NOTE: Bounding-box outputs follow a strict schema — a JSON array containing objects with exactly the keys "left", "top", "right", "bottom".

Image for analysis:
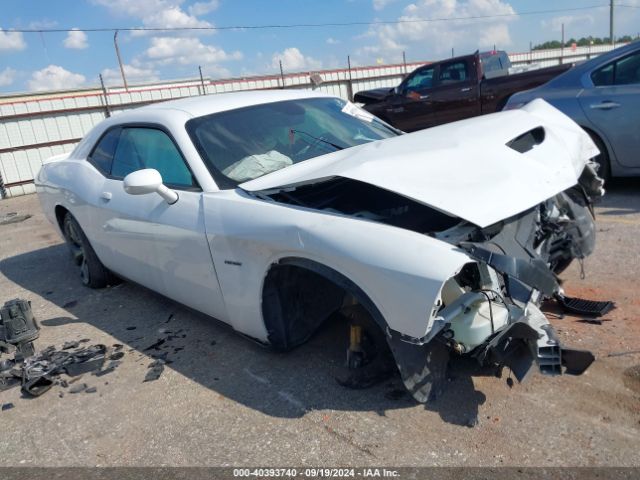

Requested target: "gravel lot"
[{"left": 0, "top": 183, "right": 639, "bottom": 467}]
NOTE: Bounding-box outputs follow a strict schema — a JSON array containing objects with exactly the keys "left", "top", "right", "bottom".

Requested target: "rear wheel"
[{"left": 62, "top": 213, "right": 112, "bottom": 288}]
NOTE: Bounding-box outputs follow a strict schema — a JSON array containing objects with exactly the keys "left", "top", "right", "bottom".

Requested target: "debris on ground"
[
  {"left": 556, "top": 294, "right": 615, "bottom": 317},
  {"left": 577, "top": 318, "right": 611, "bottom": 325},
  {"left": 607, "top": 349, "right": 640, "bottom": 358},
  {"left": 1, "top": 301, "right": 190, "bottom": 395},
  {"left": 1, "top": 402, "right": 14, "bottom": 411},
  {"left": 69, "top": 383, "right": 88, "bottom": 394},
  {"left": 144, "top": 359, "right": 165, "bottom": 382},
  {"left": 0, "top": 298, "right": 120, "bottom": 399},
  {"left": 0, "top": 212, "right": 32, "bottom": 226}
]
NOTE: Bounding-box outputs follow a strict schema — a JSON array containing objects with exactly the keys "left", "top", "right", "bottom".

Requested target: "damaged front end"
[{"left": 389, "top": 165, "right": 606, "bottom": 403}]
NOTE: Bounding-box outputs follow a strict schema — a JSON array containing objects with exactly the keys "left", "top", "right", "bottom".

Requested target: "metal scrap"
[{"left": 0, "top": 213, "right": 32, "bottom": 225}]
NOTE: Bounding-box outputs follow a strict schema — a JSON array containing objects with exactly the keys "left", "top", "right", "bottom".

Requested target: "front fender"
[{"left": 203, "top": 190, "right": 471, "bottom": 342}]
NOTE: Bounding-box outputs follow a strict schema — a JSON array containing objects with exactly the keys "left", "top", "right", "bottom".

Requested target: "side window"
[
  {"left": 438, "top": 61, "right": 468, "bottom": 85},
  {"left": 88, "top": 128, "right": 120, "bottom": 175},
  {"left": 111, "top": 128, "right": 197, "bottom": 188},
  {"left": 614, "top": 52, "right": 640, "bottom": 85},
  {"left": 592, "top": 52, "right": 640, "bottom": 86},
  {"left": 404, "top": 66, "right": 435, "bottom": 92}
]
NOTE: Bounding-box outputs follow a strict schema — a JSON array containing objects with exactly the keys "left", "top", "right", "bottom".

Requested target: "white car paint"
[
  {"left": 242, "top": 99, "right": 599, "bottom": 228},
  {"left": 35, "top": 90, "right": 600, "bottom": 396}
]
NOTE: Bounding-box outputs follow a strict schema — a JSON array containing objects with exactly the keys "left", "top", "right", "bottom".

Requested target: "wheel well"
[
  {"left": 580, "top": 126, "right": 609, "bottom": 158},
  {"left": 54, "top": 205, "right": 69, "bottom": 231},
  {"left": 261, "top": 258, "right": 388, "bottom": 351},
  {"left": 580, "top": 126, "right": 611, "bottom": 178}
]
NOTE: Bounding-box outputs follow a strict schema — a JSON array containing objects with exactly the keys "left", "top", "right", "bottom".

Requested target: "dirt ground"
[{"left": 0, "top": 182, "right": 639, "bottom": 467}]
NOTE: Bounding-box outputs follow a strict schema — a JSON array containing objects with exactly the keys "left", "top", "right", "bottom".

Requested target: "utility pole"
[
  {"left": 561, "top": 23, "right": 565, "bottom": 63},
  {"left": 610, "top": 0, "right": 615, "bottom": 45},
  {"left": 113, "top": 30, "right": 128, "bottom": 90},
  {"left": 198, "top": 66, "right": 206, "bottom": 95},
  {"left": 99, "top": 74, "right": 111, "bottom": 118},
  {"left": 279, "top": 60, "right": 285, "bottom": 89}
]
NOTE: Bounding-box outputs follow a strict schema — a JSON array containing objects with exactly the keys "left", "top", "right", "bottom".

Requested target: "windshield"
[{"left": 186, "top": 97, "right": 398, "bottom": 188}]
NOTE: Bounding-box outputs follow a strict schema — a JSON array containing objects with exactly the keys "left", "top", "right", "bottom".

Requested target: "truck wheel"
[{"left": 62, "top": 213, "right": 111, "bottom": 288}]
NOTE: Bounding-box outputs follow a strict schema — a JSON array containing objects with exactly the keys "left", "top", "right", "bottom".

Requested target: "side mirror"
[{"left": 123, "top": 168, "right": 178, "bottom": 205}]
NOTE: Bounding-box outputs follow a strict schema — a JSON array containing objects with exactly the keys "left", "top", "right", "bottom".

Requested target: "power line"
[{"left": 3, "top": 4, "right": 610, "bottom": 33}]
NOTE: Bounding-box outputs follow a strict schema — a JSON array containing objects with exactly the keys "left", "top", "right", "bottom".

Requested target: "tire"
[
  {"left": 586, "top": 131, "right": 611, "bottom": 183},
  {"left": 62, "top": 213, "right": 112, "bottom": 288}
]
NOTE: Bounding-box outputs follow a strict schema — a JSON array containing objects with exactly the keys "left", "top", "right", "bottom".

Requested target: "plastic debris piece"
[
  {"left": 2, "top": 402, "right": 15, "bottom": 411},
  {"left": 144, "top": 359, "right": 165, "bottom": 382},
  {"left": 144, "top": 339, "right": 166, "bottom": 351},
  {"left": 69, "top": 383, "right": 87, "bottom": 394},
  {"left": 85, "top": 386, "right": 97, "bottom": 393},
  {"left": 62, "top": 341, "right": 79, "bottom": 350},
  {"left": 109, "top": 351, "right": 125, "bottom": 361},
  {"left": 556, "top": 295, "right": 615, "bottom": 317},
  {"left": 22, "top": 375, "right": 54, "bottom": 397}
]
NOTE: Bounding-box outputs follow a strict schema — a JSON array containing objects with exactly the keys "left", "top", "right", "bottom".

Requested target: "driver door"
[
  {"left": 384, "top": 65, "right": 437, "bottom": 132},
  {"left": 88, "top": 125, "right": 228, "bottom": 321}
]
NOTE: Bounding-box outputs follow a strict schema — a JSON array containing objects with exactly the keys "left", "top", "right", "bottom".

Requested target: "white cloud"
[
  {"left": 188, "top": 0, "right": 219, "bottom": 16},
  {"left": 92, "top": 0, "right": 213, "bottom": 35},
  {"left": 64, "top": 28, "right": 89, "bottom": 49},
  {"left": 373, "top": 0, "right": 397, "bottom": 11},
  {"left": 200, "top": 64, "right": 231, "bottom": 78},
  {"left": 144, "top": 36, "right": 242, "bottom": 66},
  {"left": 357, "top": 0, "right": 516, "bottom": 63},
  {"left": 28, "top": 65, "right": 86, "bottom": 92},
  {"left": 326, "top": 37, "right": 340, "bottom": 45},
  {"left": 142, "top": 6, "right": 212, "bottom": 31},
  {"left": 271, "top": 47, "right": 322, "bottom": 72},
  {"left": 101, "top": 64, "right": 160, "bottom": 86},
  {"left": 0, "top": 29, "right": 26, "bottom": 51},
  {"left": 91, "top": 0, "right": 175, "bottom": 18},
  {"left": 0, "top": 67, "right": 16, "bottom": 87},
  {"left": 541, "top": 14, "right": 595, "bottom": 34}
]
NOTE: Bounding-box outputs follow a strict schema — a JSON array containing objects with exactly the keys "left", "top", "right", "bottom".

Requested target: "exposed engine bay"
[{"left": 258, "top": 162, "right": 609, "bottom": 403}]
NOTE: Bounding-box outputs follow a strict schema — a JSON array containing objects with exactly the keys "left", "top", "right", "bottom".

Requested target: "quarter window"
[
  {"left": 89, "top": 128, "right": 120, "bottom": 175},
  {"left": 111, "top": 128, "right": 197, "bottom": 188}
]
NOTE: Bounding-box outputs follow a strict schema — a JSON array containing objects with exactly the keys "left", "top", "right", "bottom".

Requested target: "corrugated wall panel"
[{"left": 0, "top": 44, "right": 620, "bottom": 198}]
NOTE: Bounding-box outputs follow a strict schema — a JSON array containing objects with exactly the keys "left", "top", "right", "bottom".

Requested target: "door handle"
[
  {"left": 419, "top": 94, "right": 430, "bottom": 100},
  {"left": 460, "top": 87, "right": 472, "bottom": 92},
  {"left": 100, "top": 191, "right": 112, "bottom": 202},
  {"left": 590, "top": 101, "right": 620, "bottom": 110}
]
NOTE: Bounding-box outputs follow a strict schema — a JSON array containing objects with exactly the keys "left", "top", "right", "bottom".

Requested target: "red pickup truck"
[{"left": 354, "top": 51, "right": 571, "bottom": 132}]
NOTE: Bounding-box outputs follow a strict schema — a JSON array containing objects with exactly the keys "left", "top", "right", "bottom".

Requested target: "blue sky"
[{"left": 1, "top": 0, "right": 639, "bottom": 93}]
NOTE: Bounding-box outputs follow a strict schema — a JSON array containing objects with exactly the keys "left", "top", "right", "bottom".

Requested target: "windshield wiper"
[{"left": 290, "top": 129, "right": 345, "bottom": 151}]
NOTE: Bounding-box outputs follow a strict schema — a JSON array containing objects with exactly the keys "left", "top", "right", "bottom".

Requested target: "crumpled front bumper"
[
  {"left": 474, "top": 303, "right": 595, "bottom": 382},
  {"left": 387, "top": 301, "right": 595, "bottom": 404}
]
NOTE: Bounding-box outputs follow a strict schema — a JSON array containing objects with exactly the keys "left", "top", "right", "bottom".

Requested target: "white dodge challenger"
[{"left": 36, "top": 90, "right": 604, "bottom": 402}]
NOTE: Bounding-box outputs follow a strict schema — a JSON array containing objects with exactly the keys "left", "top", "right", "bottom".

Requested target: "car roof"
[
  {"left": 547, "top": 40, "right": 640, "bottom": 87},
  {"left": 137, "top": 88, "right": 332, "bottom": 118}
]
